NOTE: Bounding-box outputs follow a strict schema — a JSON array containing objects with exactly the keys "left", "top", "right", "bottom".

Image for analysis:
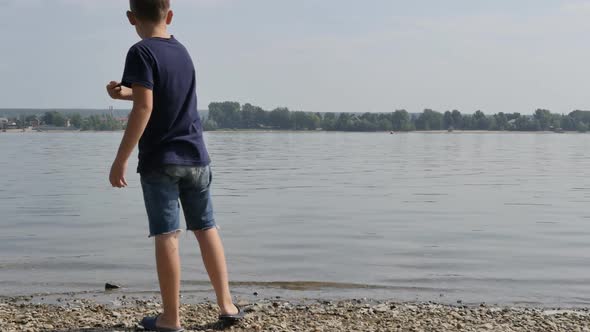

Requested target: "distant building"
[
  {"left": 29, "top": 117, "right": 40, "bottom": 127},
  {"left": 116, "top": 117, "right": 128, "bottom": 126}
]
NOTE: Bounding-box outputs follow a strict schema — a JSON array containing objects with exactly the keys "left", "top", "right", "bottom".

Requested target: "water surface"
[{"left": 1, "top": 131, "right": 590, "bottom": 307}]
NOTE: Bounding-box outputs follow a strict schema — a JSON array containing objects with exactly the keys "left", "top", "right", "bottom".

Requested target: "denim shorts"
[{"left": 140, "top": 165, "right": 216, "bottom": 237}]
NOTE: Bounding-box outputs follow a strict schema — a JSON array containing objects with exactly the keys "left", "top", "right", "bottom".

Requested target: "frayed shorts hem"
[{"left": 148, "top": 229, "right": 183, "bottom": 238}]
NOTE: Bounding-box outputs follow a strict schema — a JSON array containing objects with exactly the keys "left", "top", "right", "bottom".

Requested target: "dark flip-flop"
[
  {"left": 140, "top": 315, "right": 185, "bottom": 332},
  {"left": 218, "top": 304, "right": 245, "bottom": 321}
]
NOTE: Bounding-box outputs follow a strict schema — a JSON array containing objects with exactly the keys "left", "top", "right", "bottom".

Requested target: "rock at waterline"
[{"left": 105, "top": 283, "right": 121, "bottom": 290}]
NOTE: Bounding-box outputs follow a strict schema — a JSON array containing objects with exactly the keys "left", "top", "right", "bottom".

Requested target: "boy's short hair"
[{"left": 130, "top": 0, "right": 170, "bottom": 23}]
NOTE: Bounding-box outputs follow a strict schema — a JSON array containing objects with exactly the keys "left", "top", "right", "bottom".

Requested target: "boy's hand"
[
  {"left": 106, "top": 81, "right": 123, "bottom": 100},
  {"left": 106, "top": 81, "right": 134, "bottom": 100},
  {"left": 109, "top": 158, "right": 128, "bottom": 188}
]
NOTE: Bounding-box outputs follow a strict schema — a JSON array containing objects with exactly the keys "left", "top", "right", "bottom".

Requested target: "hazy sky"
[{"left": 1, "top": 0, "right": 589, "bottom": 114}]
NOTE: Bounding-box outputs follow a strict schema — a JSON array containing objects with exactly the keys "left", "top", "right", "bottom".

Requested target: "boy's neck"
[{"left": 137, "top": 23, "right": 171, "bottom": 39}]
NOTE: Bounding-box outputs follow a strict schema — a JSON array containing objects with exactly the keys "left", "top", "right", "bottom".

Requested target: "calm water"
[{"left": 1, "top": 131, "right": 590, "bottom": 307}]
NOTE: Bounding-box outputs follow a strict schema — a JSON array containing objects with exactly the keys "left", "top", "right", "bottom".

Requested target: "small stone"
[
  {"left": 105, "top": 283, "right": 121, "bottom": 290},
  {"left": 374, "top": 304, "right": 389, "bottom": 313},
  {"left": 245, "top": 304, "right": 261, "bottom": 313}
]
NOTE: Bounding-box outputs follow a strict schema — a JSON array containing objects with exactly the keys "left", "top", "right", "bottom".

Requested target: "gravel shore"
[{"left": 2, "top": 297, "right": 590, "bottom": 332}]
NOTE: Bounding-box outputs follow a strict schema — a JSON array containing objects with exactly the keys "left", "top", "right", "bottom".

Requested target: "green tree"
[
  {"left": 42, "top": 111, "right": 67, "bottom": 127},
  {"left": 42, "top": 111, "right": 56, "bottom": 125},
  {"left": 506, "top": 113, "right": 521, "bottom": 121},
  {"left": 208, "top": 102, "right": 241, "bottom": 129},
  {"left": 392, "top": 110, "right": 411, "bottom": 131},
  {"left": 240, "top": 103, "right": 254, "bottom": 129},
  {"left": 291, "top": 111, "right": 307, "bottom": 130},
  {"left": 241, "top": 103, "right": 265, "bottom": 129},
  {"left": 305, "top": 112, "right": 321, "bottom": 130},
  {"left": 79, "top": 114, "right": 121, "bottom": 131},
  {"left": 335, "top": 113, "right": 353, "bottom": 131},
  {"left": 203, "top": 119, "right": 218, "bottom": 131},
  {"left": 451, "top": 110, "right": 463, "bottom": 129},
  {"left": 101, "top": 114, "right": 122, "bottom": 130},
  {"left": 494, "top": 112, "right": 508, "bottom": 131},
  {"left": 487, "top": 116, "right": 498, "bottom": 131},
  {"left": 534, "top": 109, "right": 552, "bottom": 130},
  {"left": 569, "top": 110, "right": 590, "bottom": 124},
  {"left": 322, "top": 113, "right": 337, "bottom": 130},
  {"left": 550, "top": 114, "right": 562, "bottom": 129},
  {"left": 415, "top": 109, "right": 443, "bottom": 130},
  {"left": 473, "top": 110, "right": 489, "bottom": 130},
  {"left": 269, "top": 107, "right": 291, "bottom": 129},
  {"left": 443, "top": 111, "right": 454, "bottom": 130},
  {"left": 70, "top": 113, "right": 82, "bottom": 128},
  {"left": 53, "top": 112, "right": 68, "bottom": 127},
  {"left": 561, "top": 115, "right": 576, "bottom": 131},
  {"left": 462, "top": 115, "right": 473, "bottom": 130},
  {"left": 514, "top": 115, "right": 535, "bottom": 131}
]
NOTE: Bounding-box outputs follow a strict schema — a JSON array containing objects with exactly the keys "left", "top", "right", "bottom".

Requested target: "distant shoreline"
[{"left": 1, "top": 129, "right": 583, "bottom": 134}]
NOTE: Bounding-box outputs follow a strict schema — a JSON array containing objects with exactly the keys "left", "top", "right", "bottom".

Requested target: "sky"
[{"left": 1, "top": 0, "right": 590, "bottom": 114}]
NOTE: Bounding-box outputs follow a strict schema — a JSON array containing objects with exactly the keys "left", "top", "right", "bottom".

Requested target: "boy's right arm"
[
  {"left": 106, "top": 81, "right": 133, "bottom": 101},
  {"left": 109, "top": 84, "right": 153, "bottom": 188}
]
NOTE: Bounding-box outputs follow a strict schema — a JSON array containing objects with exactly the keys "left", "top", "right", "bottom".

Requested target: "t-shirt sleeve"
[{"left": 121, "top": 46, "right": 154, "bottom": 90}]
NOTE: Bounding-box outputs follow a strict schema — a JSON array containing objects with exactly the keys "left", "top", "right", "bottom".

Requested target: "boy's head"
[{"left": 127, "top": 0, "right": 172, "bottom": 26}]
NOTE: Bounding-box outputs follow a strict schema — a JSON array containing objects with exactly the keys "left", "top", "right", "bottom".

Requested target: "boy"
[{"left": 106, "top": 1, "right": 243, "bottom": 331}]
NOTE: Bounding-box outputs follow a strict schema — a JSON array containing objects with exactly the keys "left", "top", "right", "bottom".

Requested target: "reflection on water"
[{"left": 1, "top": 131, "right": 590, "bottom": 307}]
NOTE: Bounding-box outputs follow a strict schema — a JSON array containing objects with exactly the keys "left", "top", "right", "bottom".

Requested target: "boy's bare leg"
[
  {"left": 155, "top": 232, "right": 182, "bottom": 328},
  {"left": 194, "top": 228, "right": 238, "bottom": 315}
]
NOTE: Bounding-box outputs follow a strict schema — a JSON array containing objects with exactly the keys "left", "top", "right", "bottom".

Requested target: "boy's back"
[{"left": 122, "top": 36, "right": 210, "bottom": 173}]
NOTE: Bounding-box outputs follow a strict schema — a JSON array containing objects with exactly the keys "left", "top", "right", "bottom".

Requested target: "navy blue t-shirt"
[{"left": 121, "top": 36, "right": 210, "bottom": 173}]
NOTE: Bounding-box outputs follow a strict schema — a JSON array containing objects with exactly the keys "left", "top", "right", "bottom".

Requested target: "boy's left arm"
[{"left": 109, "top": 84, "right": 153, "bottom": 188}]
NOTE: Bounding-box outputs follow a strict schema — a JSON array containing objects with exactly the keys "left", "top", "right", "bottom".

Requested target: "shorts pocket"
[{"left": 140, "top": 169, "right": 175, "bottom": 185}]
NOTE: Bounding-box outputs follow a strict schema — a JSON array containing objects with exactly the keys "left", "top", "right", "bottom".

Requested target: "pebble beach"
[{"left": 2, "top": 296, "right": 590, "bottom": 332}]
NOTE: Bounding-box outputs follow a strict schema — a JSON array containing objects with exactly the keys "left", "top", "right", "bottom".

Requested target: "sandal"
[
  {"left": 139, "top": 315, "right": 185, "bottom": 332},
  {"left": 218, "top": 304, "right": 245, "bottom": 321}
]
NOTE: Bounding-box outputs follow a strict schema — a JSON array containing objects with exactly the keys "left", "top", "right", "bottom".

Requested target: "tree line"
[
  {"left": 205, "top": 102, "right": 590, "bottom": 132},
  {"left": 5, "top": 111, "right": 124, "bottom": 131},
  {"left": 5, "top": 106, "right": 590, "bottom": 133}
]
